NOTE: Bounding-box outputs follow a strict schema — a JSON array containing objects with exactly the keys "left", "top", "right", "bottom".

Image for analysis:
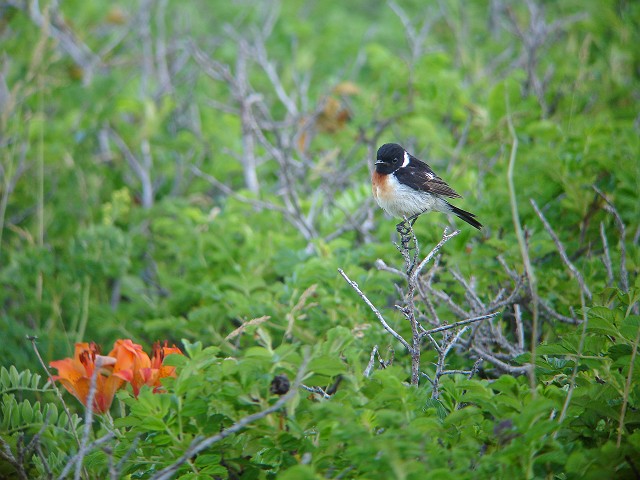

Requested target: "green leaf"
[
  {"left": 278, "top": 465, "right": 320, "bottom": 480},
  {"left": 586, "top": 317, "right": 620, "bottom": 337},
  {"left": 141, "top": 416, "right": 168, "bottom": 432},
  {"left": 21, "top": 401, "right": 33, "bottom": 424}
]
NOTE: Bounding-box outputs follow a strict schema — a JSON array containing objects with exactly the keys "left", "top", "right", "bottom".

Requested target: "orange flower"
[
  {"left": 109, "top": 339, "right": 152, "bottom": 397},
  {"left": 49, "top": 342, "right": 124, "bottom": 414},
  {"left": 51, "top": 339, "right": 184, "bottom": 406},
  {"left": 143, "top": 341, "right": 183, "bottom": 392}
]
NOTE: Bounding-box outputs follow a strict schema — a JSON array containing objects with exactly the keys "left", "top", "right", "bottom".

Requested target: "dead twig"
[
  {"left": 530, "top": 198, "right": 592, "bottom": 301},
  {"left": 363, "top": 345, "right": 379, "bottom": 378},
  {"left": 338, "top": 268, "right": 411, "bottom": 352},
  {"left": 420, "top": 313, "right": 499, "bottom": 338}
]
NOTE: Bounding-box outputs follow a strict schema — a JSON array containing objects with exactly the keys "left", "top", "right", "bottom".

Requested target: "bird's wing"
[{"left": 395, "top": 160, "right": 462, "bottom": 198}]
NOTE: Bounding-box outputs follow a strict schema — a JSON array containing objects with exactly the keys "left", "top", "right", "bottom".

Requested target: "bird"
[{"left": 372, "top": 143, "right": 482, "bottom": 231}]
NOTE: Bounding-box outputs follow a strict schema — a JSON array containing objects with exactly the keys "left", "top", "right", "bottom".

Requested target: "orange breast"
[{"left": 372, "top": 171, "right": 392, "bottom": 200}]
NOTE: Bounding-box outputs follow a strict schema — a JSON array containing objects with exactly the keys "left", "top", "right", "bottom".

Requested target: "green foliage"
[
  {"left": 0, "top": 367, "right": 83, "bottom": 479},
  {"left": 1, "top": 0, "right": 639, "bottom": 478}
]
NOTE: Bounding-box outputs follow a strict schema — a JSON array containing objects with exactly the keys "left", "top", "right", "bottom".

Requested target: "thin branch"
[
  {"left": 225, "top": 316, "right": 270, "bottom": 341},
  {"left": 472, "top": 346, "right": 530, "bottom": 375},
  {"left": 18, "top": 0, "right": 102, "bottom": 83},
  {"left": 506, "top": 99, "right": 538, "bottom": 392},
  {"left": 72, "top": 356, "right": 102, "bottom": 480},
  {"left": 300, "top": 384, "right": 330, "bottom": 399},
  {"left": 108, "top": 127, "right": 153, "bottom": 209},
  {"left": 363, "top": 345, "right": 378, "bottom": 378},
  {"left": 0, "top": 435, "right": 28, "bottom": 480},
  {"left": 514, "top": 304, "right": 525, "bottom": 351},
  {"left": 411, "top": 228, "right": 460, "bottom": 281},
  {"left": 530, "top": 198, "right": 592, "bottom": 301},
  {"left": 374, "top": 259, "right": 405, "bottom": 277},
  {"left": 600, "top": 222, "right": 614, "bottom": 287},
  {"left": 538, "top": 299, "right": 579, "bottom": 324},
  {"left": 420, "top": 312, "right": 498, "bottom": 338},
  {"left": 57, "top": 432, "right": 116, "bottom": 480},
  {"left": 450, "top": 269, "right": 485, "bottom": 312},
  {"left": 191, "top": 166, "right": 287, "bottom": 214},
  {"left": 338, "top": 268, "right": 412, "bottom": 352}
]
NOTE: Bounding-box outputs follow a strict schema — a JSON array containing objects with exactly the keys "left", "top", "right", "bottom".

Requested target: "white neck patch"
[{"left": 401, "top": 151, "right": 410, "bottom": 168}]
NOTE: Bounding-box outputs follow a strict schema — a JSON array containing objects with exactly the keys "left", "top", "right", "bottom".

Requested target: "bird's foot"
[
  {"left": 396, "top": 218, "right": 417, "bottom": 252},
  {"left": 396, "top": 220, "right": 411, "bottom": 237}
]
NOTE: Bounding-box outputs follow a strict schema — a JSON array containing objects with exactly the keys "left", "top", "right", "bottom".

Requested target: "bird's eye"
[{"left": 392, "top": 157, "right": 399, "bottom": 164}]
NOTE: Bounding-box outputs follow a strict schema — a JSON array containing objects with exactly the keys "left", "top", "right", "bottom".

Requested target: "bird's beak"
[{"left": 375, "top": 160, "right": 384, "bottom": 165}]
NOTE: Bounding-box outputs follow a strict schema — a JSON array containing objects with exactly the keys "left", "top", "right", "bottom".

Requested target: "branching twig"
[
  {"left": 411, "top": 228, "right": 460, "bottom": 281},
  {"left": 420, "top": 313, "right": 498, "bottom": 338},
  {"left": 300, "top": 384, "right": 330, "bottom": 399},
  {"left": 10, "top": 0, "right": 102, "bottom": 84},
  {"left": 0, "top": 435, "right": 29, "bottom": 480},
  {"left": 472, "top": 346, "right": 530, "bottom": 375}
]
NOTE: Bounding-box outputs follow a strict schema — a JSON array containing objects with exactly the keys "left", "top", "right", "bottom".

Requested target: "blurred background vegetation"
[{"left": 0, "top": 0, "right": 639, "bottom": 477}]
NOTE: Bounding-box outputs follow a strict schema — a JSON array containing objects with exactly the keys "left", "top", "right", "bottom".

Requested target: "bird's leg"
[
  {"left": 396, "top": 214, "right": 420, "bottom": 251},
  {"left": 396, "top": 217, "right": 411, "bottom": 236},
  {"left": 396, "top": 216, "right": 415, "bottom": 253}
]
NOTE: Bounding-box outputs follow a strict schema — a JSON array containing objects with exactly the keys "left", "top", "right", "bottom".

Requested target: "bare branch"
[
  {"left": 338, "top": 268, "right": 412, "bottom": 352},
  {"left": 108, "top": 127, "right": 154, "bottom": 209},
  {"left": 363, "top": 345, "right": 379, "bottom": 378},
  {"left": 300, "top": 384, "right": 330, "bottom": 399},
  {"left": 600, "top": 222, "right": 614, "bottom": 287},
  {"left": 514, "top": 304, "right": 525, "bottom": 351},
  {"left": 411, "top": 228, "right": 460, "bottom": 281},
  {"left": 420, "top": 312, "right": 498, "bottom": 338},
  {"left": 13, "top": 0, "right": 102, "bottom": 84},
  {"left": 506, "top": 99, "right": 538, "bottom": 392},
  {"left": 225, "top": 316, "right": 270, "bottom": 341},
  {"left": 72, "top": 356, "right": 103, "bottom": 480},
  {"left": 538, "top": 299, "right": 579, "bottom": 324},
  {"left": 0, "top": 435, "right": 29, "bottom": 480},
  {"left": 191, "top": 166, "right": 286, "bottom": 214},
  {"left": 450, "top": 269, "right": 485, "bottom": 312},
  {"left": 530, "top": 198, "right": 592, "bottom": 301},
  {"left": 472, "top": 346, "right": 530, "bottom": 375}
]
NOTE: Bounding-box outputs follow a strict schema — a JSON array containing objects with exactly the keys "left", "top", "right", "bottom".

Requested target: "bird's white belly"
[{"left": 375, "top": 175, "right": 448, "bottom": 218}]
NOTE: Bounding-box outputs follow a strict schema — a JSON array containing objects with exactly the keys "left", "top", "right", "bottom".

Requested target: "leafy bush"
[{"left": 1, "top": 0, "right": 638, "bottom": 478}]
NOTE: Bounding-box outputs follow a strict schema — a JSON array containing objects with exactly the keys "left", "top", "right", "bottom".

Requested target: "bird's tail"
[{"left": 448, "top": 203, "right": 482, "bottom": 230}]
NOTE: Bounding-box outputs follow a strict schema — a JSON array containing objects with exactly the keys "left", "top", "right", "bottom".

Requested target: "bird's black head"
[{"left": 375, "top": 143, "right": 407, "bottom": 175}]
